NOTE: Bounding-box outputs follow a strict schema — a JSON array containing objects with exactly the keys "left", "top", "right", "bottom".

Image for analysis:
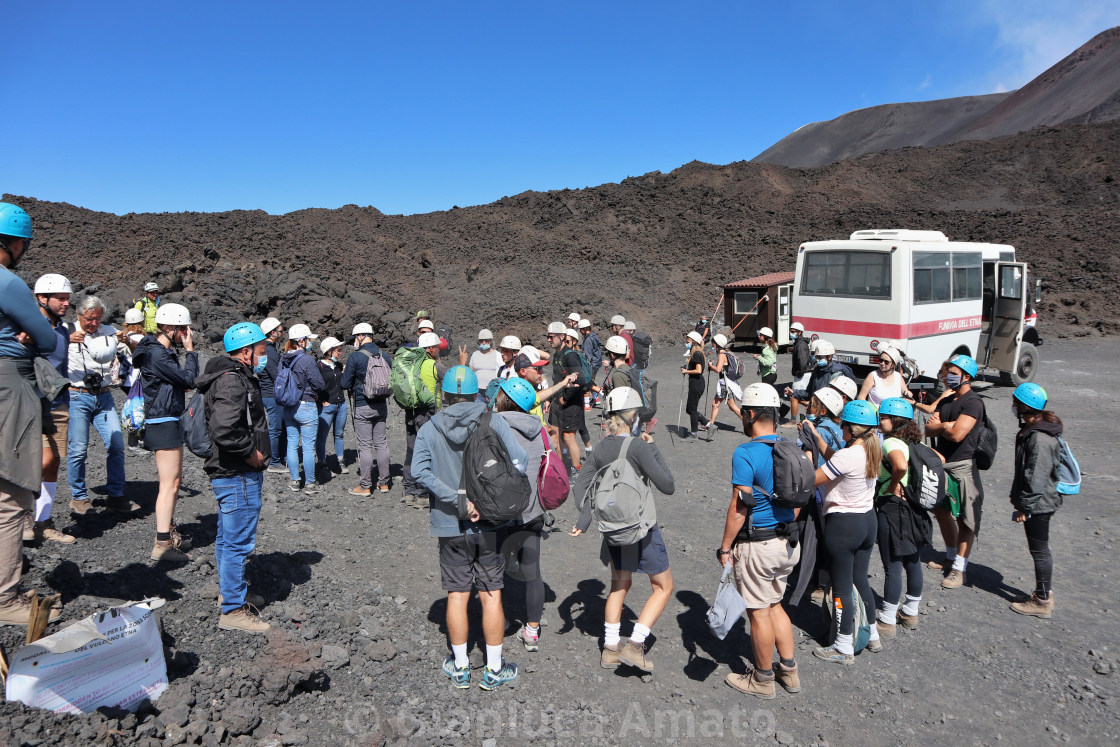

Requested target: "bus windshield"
[{"left": 801, "top": 251, "right": 891, "bottom": 299}]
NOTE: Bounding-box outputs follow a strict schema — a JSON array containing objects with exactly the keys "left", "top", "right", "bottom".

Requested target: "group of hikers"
[{"left": 0, "top": 201, "right": 1069, "bottom": 698}]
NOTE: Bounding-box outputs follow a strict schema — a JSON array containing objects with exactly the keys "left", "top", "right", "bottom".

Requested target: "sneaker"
[
  {"left": 898, "top": 612, "right": 919, "bottom": 630},
  {"left": 219, "top": 592, "right": 265, "bottom": 608},
  {"left": 151, "top": 539, "right": 191, "bottom": 562},
  {"left": 69, "top": 498, "right": 93, "bottom": 514},
  {"left": 813, "top": 646, "right": 855, "bottom": 665},
  {"left": 0, "top": 595, "right": 61, "bottom": 626},
  {"left": 378, "top": 483, "right": 391, "bottom": 494},
  {"left": 406, "top": 494, "right": 428, "bottom": 509},
  {"left": 775, "top": 662, "right": 801, "bottom": 693},
  {"left": 22, "top": 514, "right": 35, "bottom": 542},
  {"left": 303, "top": 483, "right": 323, "bottom": 496},
  {"left": 338, "top": 463, "right": 350, "bottom": 475},
  {"left": 941, "top": 569, "right": 965, "bottom": 589},
  {"left": 348, "top": 486, "right": 372, "bottom": 496},
  {"left": 266, "top": 464, "right": 289, "bottom": 474},
  {"left": 479, "top": 659, "right": 518, "bottom": 691},
  {"left": 36, "top": 520, "right": 76, "bottom": 544},
  {"left": 289, "top": 480, "right": 302, "bottom": 493},
  {"left": 725, "top": 669, "right": 775, "bottom": 699},
  {"left": 866, "top": 638, "right": 883, "bottom": 653},
  {"left": 517, "top": 624, "right": 540, "bottom": 652},
  {"left": 442, "top": 655, "right": 470, "bottom": 689},
  {"left": 218, "top": 605, "right": 270, "bottom": 634},
  {"left": 1010, "top": 592, "right": 1054, "bottom": 619},
  {"left": 618, "top": 640, "right": 654, "bottom": 672},
  {"left": 106, "top": 495, "right": 137, "bottom": 515},
  {"left": 642, "top": 418, "right": 658, "bottom": 434},
  {"left": 600, "top": 643, "right": 621, "bottom": 668}
]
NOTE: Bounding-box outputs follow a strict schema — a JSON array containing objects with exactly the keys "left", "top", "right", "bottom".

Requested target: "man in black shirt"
[{"left": 925, "top": 354, "right": 985, "bottom": 589}]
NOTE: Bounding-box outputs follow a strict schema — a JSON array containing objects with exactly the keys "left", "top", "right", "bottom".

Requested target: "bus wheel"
[{"left": 1000, "top": 342, "right": 1039, "bottom": 386}]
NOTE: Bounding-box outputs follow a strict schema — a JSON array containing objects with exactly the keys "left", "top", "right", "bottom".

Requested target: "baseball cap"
[{"left": 515, "top": 346, "right": 549, "bottom": 370}]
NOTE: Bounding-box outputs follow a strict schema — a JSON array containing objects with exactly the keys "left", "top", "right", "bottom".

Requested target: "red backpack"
[{"left": 538, "top": 428, "right": 570, "bottom": 511}]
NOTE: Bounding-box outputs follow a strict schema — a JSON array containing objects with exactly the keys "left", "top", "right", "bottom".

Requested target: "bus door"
[
  {"left": 985, "top": 262, "right": 1027, "bottom": 372},
  {"left": 777, "top": 284, "right": 792, "bottom": 344}
]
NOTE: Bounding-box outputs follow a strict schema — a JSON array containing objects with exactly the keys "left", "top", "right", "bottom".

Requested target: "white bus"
[{"left": 792, "top": 229, "right": 1041, "bottom": 385}]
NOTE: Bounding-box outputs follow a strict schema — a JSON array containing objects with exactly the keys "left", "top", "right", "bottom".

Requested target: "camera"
[{"left": 83, "top": 372, "right": 104, "bottom": 390}]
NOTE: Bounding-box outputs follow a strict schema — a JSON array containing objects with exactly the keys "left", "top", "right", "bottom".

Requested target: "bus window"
[
  {"left": 801, "top": 251, "right": 891, "bottom": 299},
  {"left": 914, "top": 252, "right": 950, "bottom": 304},
  {"left": 952, "top": 252, "right": 982, "bottom": 301}
]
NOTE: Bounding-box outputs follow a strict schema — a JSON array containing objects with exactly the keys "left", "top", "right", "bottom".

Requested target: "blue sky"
[{"left": 6, "top": 1, "right": 1118, "bottom": 216}]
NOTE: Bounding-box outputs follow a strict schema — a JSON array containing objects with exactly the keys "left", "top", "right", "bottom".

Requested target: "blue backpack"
[
  {"left": 273, "top": 353, "right": 305, "bottom": 407},
  {"left": 1055, "top": 436, "right": 1081, "bottom": 495}
]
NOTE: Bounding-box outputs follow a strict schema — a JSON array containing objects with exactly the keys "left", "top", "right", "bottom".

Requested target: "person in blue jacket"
[
  {"left": 279, "top": 324, "right": 327, "bottom": 495},
  {"left": 785, "top": 339, "right": 855, "bottom": 409}
]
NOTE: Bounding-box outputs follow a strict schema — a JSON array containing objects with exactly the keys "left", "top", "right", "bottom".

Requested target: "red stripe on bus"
[{"left": 794, "top": 315, "right": 982, "bottom": 340}]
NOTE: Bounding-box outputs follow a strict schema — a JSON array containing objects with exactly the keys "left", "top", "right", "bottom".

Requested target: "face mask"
[
  {"left": 253, "top": 355, "right": 268, "bottom": 374},
  {"left": 479, "top": 343, "right": 491, "bottom": 352},
  {"left": 790, "top": 332, "right": 799, "bottom": 340},
  {"left": 685, "top": 343, "right": 692, "bottom": 351},
  {"left": 816, "top": 358, "right": 828, "bottom": 368},
  {"left": 945, "top": 373, "right": 962, "bottom": 389}
]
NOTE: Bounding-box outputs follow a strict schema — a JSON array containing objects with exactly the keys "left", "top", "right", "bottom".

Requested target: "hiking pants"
[
  {"left": 877, "top": 510, "right": 923, "bottom": 606},
  {"left": 353, "top": 401, "right": 390, "bottom": 489},
  {"left": 0, "top": 476, "right": 34, "bottom": 604},
  {"left": 824, "top": 509, "right": 877, "bottom": 636},
  {"left": 1024, "top": 512, "right": 1053, "bottom": 595},
  {"left": 402, "top": 407, "right": 433, "bottom": 496},
  {"left": 685, "top": 376, "right": 708, "bottom": 433}
]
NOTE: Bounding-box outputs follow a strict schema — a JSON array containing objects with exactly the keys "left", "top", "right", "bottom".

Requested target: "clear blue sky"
[{"left": 6, "top": 0, "right": 1118, "bottom": 216}]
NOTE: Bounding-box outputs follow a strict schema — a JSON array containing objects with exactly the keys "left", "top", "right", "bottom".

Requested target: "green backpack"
[{"left": 390, "top": 346, "right": 437, "bottom": 410}]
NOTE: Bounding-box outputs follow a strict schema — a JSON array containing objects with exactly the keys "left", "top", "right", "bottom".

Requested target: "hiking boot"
[
  {"left": 349, "top": 486, "right": 372, "bottom": 496},
  {"left": 151, "top": 539, "right": 191, "bottom": 562},
  {"left": 69, "top": 498, "right": 93, "bottom": 515},
  {"left": 941, "top": 569, "right": 965, "bottom": 589},
  {"left": 266, "top": 464, "right": 289, "bottom": 474},
  {"left": 866, "top": 638, "right": 883, "bottom": 653},
  {"left": 601, "top": 643, "right": 621, "bottom": 668},
  {"left": 36, "top": 519, "right": 76, "bottom": 544},
  {"left": 725, "top": 669, "right": 775, "bottom": 699},
  {"left": 169, "top": 523, "right": 190, "bottom": 551},
  {"left": 517, "top": 624, "right": 540, "bottom": 652},
  {"left": 813, "top": 646, "right": 855, "bottom": 665},
  {"left": 927, "top": 557, "right": 950, "bottom": 571},
  {"left": 876, "top": 620, "right": 897, "bottom": 638},
  {"left": 479, "top": 659, "right": 518, "bottom": 690},
  {"left": 219, "top": 592, "right": 265, "bottom": 608},
  {"left": 0, "top": 595, "right": 61, "bottom": 626},
  {"left": 618, "top": 640, "right": 654, "bottom": 672},
  {"left": 303, "top": 483, "right": 323, "bottom": 497},
  {"left": 775, "top": 662, "right": 801, "bottom": 693},
  {"left": 22, "top": 513, "right": 35, "bottom": 542},
  {"left": 106, "top": 495, "right": 137, "bottom": 515},
  {"left": 898, "top": 612, "right": 919, "bottom": 630},
  {"left": 289, "top": 480, "right": 302, "bottom": 492},
  {"left": 442, "top": 655, "right": 470, "bottom": 689},
  {"left": 1010, "top": 592, "right": 1054, "bottom": 619},
  {"left": 218, "top": 605, "right": 270, "bottom": 634}
]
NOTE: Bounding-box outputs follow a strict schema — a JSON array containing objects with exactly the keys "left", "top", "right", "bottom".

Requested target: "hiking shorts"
[
  {"left": 552, "top": 400, "right": 586, "bottom": 433},
  {"left": 731, "top": 537, "right": 801, "bottom": 609},
  {"left": 601, "top": 526, "right": 670, "bottom": 576},
  {"left": 42, "top": 406, "right": 69, "bottom": 458},
  {"left": 945, "top": 459, "right": 984, "bottom": 535},
  {"left": 438, "top": 531, "right": 505, "bottom": 593}
]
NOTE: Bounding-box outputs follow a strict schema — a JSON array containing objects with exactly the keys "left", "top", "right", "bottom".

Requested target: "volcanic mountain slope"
[
  {"left": 6, "top": 121, "right": 1118, "bottom": 349},
  {"left": 754, "top": 26, "right": 1120, "bottom": 168}
]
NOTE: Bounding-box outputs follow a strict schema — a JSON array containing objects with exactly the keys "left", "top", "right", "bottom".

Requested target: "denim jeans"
[
  {"left": 262, "top": 396, "right": 284, "bottom": 466},
  {"left": 67, "top": 391, "right": 126, "bottom": 501},
  {"left": 211, "top": 471, "right": 263, "bottom": 613},
  {"left": 316, "top": 402, "right": 348, "bottom": 464},
  {"left": 283, "top": 401, "right": 319, "bottom": 483}
]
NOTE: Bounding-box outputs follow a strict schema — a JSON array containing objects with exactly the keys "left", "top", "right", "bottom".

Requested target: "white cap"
[
  {"left": 154, "top": 303, "right": 191, "bottom": 326},
  {"left": 260, "top": 317, "right": 282, "bottom": 335},
  {"left": 712, "top": 333, "right": 728, "bottom": 349},
  {"left": 790, "top": 322, "right": 805, "bottom": 333},
  {"left": 565, "top": 327, "right": 580, "bottom": 340},
  {"left": 815, "top": 339, "right": 836, "bottom": 356},
  {"left": 547, "top": 321, "right": 566, "bottom": 334},
  {"left": 517, "top": 345, "right": 548, "bottom": 367},
  {"left": 829, "top": 375, "right": 858, "bottom": 401},
  {"left": 478, "top": 329, "right": 493, "bottom": 340},
  {"left": 759, "top": 326, "right": 773, "bottom": 338},
  {"left": 352, "top": 322, "right": 374, "bottom": 336},
  {"left": 605, "top": 386, "right": 644, "bottom": 413},
  {"left": 577, "top": 318, "right": 591, "bottom": 329},
  {"left": 813, "top": 387, "right": 845, "bottom": 417},
  {"left": 610, "top": 314, "right": 626, "bottom": 326},
  {"left": 499, "top": 335, "right": 522, "bottom": 350},
  {"left": 417, "top": 319, "right": 434, "bottom": 331},
  {"left": 418, "top": 331, "right": 441, "bottom": 349},
  {"left": 742, "top": 383, "right": 781, "bottom": 408},
  {"left": 687, "top": 330, "right": 704, "bottom": 346},
  {"left": 567, "top": 312, "right": 581, "bottom": 323},
  {"left": 604, "top": 335, "right": 629, "bottom": 356},
  {"left": 320, "top": 337, "right": 343, "bottom": 355},
  {"left": 623, "top": 321, "right": 636, "bottom": 331},
  {"left": 288, "top": 323, "right": 318, "bottom": 341},
  {"left": 34, "top": 274, "right": 72, "bottom": 295}
]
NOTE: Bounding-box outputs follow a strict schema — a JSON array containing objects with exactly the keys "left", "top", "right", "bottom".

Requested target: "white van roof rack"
[{"left": 849, "top": 229, "right": 948, "bottom": 242}]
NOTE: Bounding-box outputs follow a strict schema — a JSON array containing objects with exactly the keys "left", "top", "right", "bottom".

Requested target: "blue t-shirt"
[{"left": 731, "top": 434, "right": 796, "bottom": 528}]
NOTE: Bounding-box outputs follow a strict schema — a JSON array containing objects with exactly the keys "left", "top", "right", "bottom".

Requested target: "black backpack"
[
  {"left": 631, "top": 332, "right": 653, "bottom": 370},
  {"left": 459, "top": 413, "right": 531, "bottom": 522},
  {"left": 754, "top": 437, "right": 815, "bottom": 510},
  {"left": 625, "top": 367, "right": 658, "bottom": 422},
  {"left": 888, "top": 441, "right": 946, "bottom": 512},
  {"left": 974, "top": 410, "right": 998, "bottom": 470},
  {"left": 181, "top": 372, "right": 250, "bottom": 459}
]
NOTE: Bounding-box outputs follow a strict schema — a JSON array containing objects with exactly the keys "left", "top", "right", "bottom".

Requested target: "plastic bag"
[
  {"left": 120, "top": 378, "right": 145, "bottom": 433},
  {"left": 706, "top": 563, "right": 746, "bottom": 640}
]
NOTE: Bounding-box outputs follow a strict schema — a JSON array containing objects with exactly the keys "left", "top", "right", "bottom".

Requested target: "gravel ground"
[{"left": 2, "top": 337, "right": 1118, "bottom": 746}]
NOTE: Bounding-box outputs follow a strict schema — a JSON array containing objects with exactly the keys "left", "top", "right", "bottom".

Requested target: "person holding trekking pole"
[{"left": 682, "top": 331, "right": 709, "bottom": 439}]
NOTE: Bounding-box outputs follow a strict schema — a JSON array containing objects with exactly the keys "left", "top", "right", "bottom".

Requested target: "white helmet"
[
  {"left": 577, "top": 318, "right": 591, "bottom": 329},
  {"left": 478, "top": 328, "right": 493, "bottom": 340},
  {"left": 877, "top": 344, "right": 899, "bottom": 365},
  {"left": 288, "top": 323, "right": 318, "bottom": 341},
  {"left": 623, "top": 321, "right": 636, "bottom": 332},
  {"left": 604, "top": 335, "right": 629, "bottom": 356},
  {"left": 808, "top": 338, "right": 820, "bottom": 354},
  {"left": 34, "top": 274, "right": 72, "bottom": 295},
  {"left": 352, "top": 322, "right": 374, "bottom": 336},
  {"left": 759, "top": 326, "right": 773, "bottom": 338},
  {"left": 418, "top": 331, "right": 441, "bottom": 349},
  {"left": 610, "top": 314, "right": 626, "bottom": 326},
  {"left": 829, "top": 375, "right": 858, "bottom": 401},
  {"left": 815, "top": 339, "right": 836, "bottom": 356},
  {"left": 154, "top": 303, "right": 191, "bottom": 326},
  {"left": 85, "top": 334, "right": 118, "bottom": 364},
  {"left": 687, "top": 330, "right": 705, "bottom": 346},
  {"left": 567, "top": 312, "right": 581, "bottom": 323},
  {"left": 605, "top": 386, "right": 644, "bottom": 413},
  {"left": 547, "top": 321, "right": 566, "bottom": 334},
  {"left": 813, "top": 387, "right": 845, "bottom": 417},
  {"left": 260, "top": 317, "right": 282, "bottom": 335},
  {"left": 741, "top": 383, "right": 781, "bottom": 408},
  {"left": 712, "top": 333, "right": 728, "bottom": 349},
  {"left": 124, "top": 308, "right": 144, "bottom": 325},
  {"left": 320, "top": 337, "right": 343, "bottom": 355},
  {"left": 565, "top": 327, "right": 580, "bottom": 340},
  {"left": 499, "top": 335, "right": 522, "bottom": 350},
  {"left": 790, "top": 322, "right": 805, "bottom": 333},
  {"left": 143, "top": 282, "right": 160, "bottom": 292},
  {"left": 417, "top": 319, "right": 434, "bottom": 331}
]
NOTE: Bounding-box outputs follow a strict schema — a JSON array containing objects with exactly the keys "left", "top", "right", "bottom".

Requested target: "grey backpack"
[{"left": 588, "top": 438, "right": 657, "bottom": 546}]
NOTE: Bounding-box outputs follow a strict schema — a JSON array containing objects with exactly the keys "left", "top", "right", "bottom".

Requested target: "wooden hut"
[{"left": 721, "top": 271, "right": 795, "bottom": 346}]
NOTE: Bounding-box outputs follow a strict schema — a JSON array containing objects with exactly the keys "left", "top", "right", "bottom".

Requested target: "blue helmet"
[
  {"left": 841, "top": 400, "right": 879, "bottom": 427},
  {"left": 223, "top": 322, "right": 267, "bottom": 353},
  {"left": 1013, "top": 382, "right": 1047, "bottom": 411},
  {"left": 878, "top": 397, "right": 914, "bottom": 420},
  {"left": 499, "top": 377, "right": 537, "bottom": 413},
  {"left": 948, "top": 353, "right": 978, "bottom": 379},
  {"left": 0, "top": 203, "right": 33, "bottom": 239},
  {"left": 442, "top": 365, "right": 479, "bottom": 395}
]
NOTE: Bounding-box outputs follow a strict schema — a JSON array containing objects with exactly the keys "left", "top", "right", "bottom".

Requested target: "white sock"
[
  {"left": 485, "top": 644, "right": 504, "bottom": 673},
  {"left": 878, "top": 602, "right": 899, "bottom": 626},
  {"left": 868, "top": 623, "right": 880, "bottom": 642},
  {"left": 629, "top": 623, "right": 651, "bottom": 645},
  {"left": 524, "top": 623, "right": 539, "bottom": 638},
  {"left": 604, "top": 622, "right": 621, "bottom": 647},
  {"left": 35, "top": 482, "right": 57, "bottom": 522},
  {"left": 834, "top": 632, "right": 854, "bottom": 655},
  {"left": 952, "top": 554, "right": 968, "bottom": 572},
  {"left": 944, "top": 546, "right": 957, "bottom": 562},
  {"left": 901, "top": 595, "right": 921, "bottom": 616},
  {"left": 451, "top": 643, "right": 468, "bottom": 670}
]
